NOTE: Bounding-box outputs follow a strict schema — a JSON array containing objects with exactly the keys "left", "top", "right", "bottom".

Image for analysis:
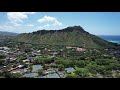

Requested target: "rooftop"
[
  {"left": 23, "top": 73, "right": 38, "bottom": 78},
  {"left": 65, "top": 68, "right": 76, "bottom": 73},
  {"left": 32, "top": 65, "right": 43, "bottom": 72},
  {"left": 46, "top": 73, "right": 60, "bottom": 78}
]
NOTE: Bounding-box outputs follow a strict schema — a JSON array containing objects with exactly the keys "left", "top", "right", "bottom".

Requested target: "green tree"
[
  {"left": 86, "top": 63, "right": 97, "bottom": 74},
  {"left": 74, "top": 60, "right": 86, "bottom": 68},
  {"left": 0, "top": 59, "right": 5, "bottom": 65},
  {"left": 38, "top": 69, "right": 43, "bottom": 76},
  {"left": 115, "top": 73, "right": 120, "bottom": 78},
  {"left": 80, "top": 56, "right": 86, "bottom": 60},
  {"left": 103, "top": 70, "right": 112, "bottom": 77},
  {"left": 43, "top": 64, "right": 48, "bottom": 70},
  {"left": 29, "top": 64, "right": 33, "bottom": 72},
  {"left": 24, "top": 48, "right": 31, "bottom": 53},
  {"left": 11, "top": 73, "right": 23, "bottom": 78},
  {"left": 75, "top": 68, "right": 89, "bottom": 78},
  {"left": 58, "top": 64, "right": 64, "bottom": 71},
  {"left": 2, "top": 71, "right": 12, "bottom": 78},
  {"left": 66, "top": 73, "right": 79, "bottom": 78},
  {"left": 17, "top": 54, "right": 27, "bottom": 60},
  {"left": 0, "top": 55, "right": 6, "bottom": 59}
]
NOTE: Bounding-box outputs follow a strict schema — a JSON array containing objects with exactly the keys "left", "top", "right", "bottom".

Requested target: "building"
[
  {"left": 10, "top": 69, "right": 27, "bottom": 74},
  {"left": 32, "top": 65, "right": 43, "bottom": 72},
  {"left": 65, "top": 68, "right": 76, "bottom": 73},
  {"left": 76, "top": 48, "right": 86, "bottom": 52},
  {"left": 23, "top": 73, "right": 38, "bottom": 78}
]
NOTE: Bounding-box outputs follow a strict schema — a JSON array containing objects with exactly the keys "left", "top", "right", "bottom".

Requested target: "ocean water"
[{"left": 98, "top": 35, "right": 120, "bottom": 44}]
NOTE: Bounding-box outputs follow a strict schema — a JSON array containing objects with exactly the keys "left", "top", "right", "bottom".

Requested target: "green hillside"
[{"left": 14, "top": 26, "right": 117, "bottom": 48}]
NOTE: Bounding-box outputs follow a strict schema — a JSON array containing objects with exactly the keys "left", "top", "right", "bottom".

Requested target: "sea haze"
[{"left": 98, "top": 35, "right": 120, "bottom": 44}]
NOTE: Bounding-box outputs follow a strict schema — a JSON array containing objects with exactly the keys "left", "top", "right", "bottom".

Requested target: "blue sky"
[{"left": 0, "top": 12, "right": 120, "bottom": 35}]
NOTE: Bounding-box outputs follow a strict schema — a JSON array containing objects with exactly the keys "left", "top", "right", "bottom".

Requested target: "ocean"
[{"left": 98, "top": 35, "right": 120, "bottom": 44}]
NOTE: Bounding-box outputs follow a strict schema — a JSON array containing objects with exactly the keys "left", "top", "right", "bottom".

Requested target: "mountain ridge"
[
  {"left": 0, "top": 31, "right": 18, "bottom": 36},
  {"left": 31, "top": 26, "right": 89, "bottom": 35},
  {"left": 14, "top": 26, "right": 118, "bottom": 48}
]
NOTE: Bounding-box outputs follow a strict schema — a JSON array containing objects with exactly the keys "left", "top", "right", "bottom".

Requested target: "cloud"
[
  {"left": 0, "top": 24, "right": 16, "bottom": 32},
  {"left": 0, "top": 12, "right": 36, "bottom": 33},
  {"left": 26, "top": 24, "right": 34, "bottom": 27},
  {"left": 37, "top": 24, "right": 50, "bottom": 30},
  {"left": 0, "top": 13, "right": 62, "bottom": 33},
  {"left": 43, "top": 24, "right": 50, "bottom": 27},
  {"left": 37, "top": 26, "right": 44, "bottom": 29},
  {"left": 38, "top": 15, "right": 62, "bottom": 26},
  {"left": 52, "top": 20, "right": 62, "bottom": 26},
  {"left": 7, "top": 12, "right": 36, "bottom": 26},
  {"left": 38, "top": 15, "right": 55, "bottom": 23}
]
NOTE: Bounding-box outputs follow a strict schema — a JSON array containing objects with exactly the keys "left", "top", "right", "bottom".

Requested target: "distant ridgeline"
[
  {"left": 0, "top": 31, "right": 18, "bottom": 44},
  {"left": 0, "top": 31, "right": 18, "bottom": 37},
  {"left": 14, "top": 26, "right": 119, "bottom": 48}
]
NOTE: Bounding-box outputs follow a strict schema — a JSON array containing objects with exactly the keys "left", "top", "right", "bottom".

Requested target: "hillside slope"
[{"left": 14, "top": 26, "right": 117, "bottom": 48}]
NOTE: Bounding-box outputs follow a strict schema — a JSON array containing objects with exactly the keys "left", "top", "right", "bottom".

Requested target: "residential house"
[
  {"left": 32, "top": 65, "right": 43, "bottom": 72},
  {"left": 23, "top": 73, "right": 38, "bottom": 78},
  {"left": 10, "top": 69, "right": 27, "bottom": 74},
  {"left": 44, "top": 68, "right": 56, "bottom": 75},
  {"left": 76, "top": 48, "right": 86, "bottom": 52},
  {"left": 65, "top": 68, "right": 76, "bottom": 73}
]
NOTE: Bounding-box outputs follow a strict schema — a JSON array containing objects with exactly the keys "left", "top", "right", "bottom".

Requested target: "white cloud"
[
  {"left": 52, "top": 20, "right": 62, "bottom": 26},
  {"left": 38, "top": 15, "right": 55, "bottom": 23},
  {"left": 38, "top": 15, "right": 62, "bottom": 26},
  {"left": 7, "top": 12, "right": 36, "bottom": 26},
  {"left": 37, "top": 26, "right": 44, "bottom": 29},
  {"left": 0, "top": 12, "right": 36, "bottom": 33},
  {"left": 0, "top": 24, "right": 16, "bottom": 32},
  {"left": 44, "top": 24, "right": 50, "bottom": 27},
  {"left": 26, "top": 24, "right": 34, "bottom": 27},
  {"left": 37, "top": 24, "right": 50, "bottom": 30}
]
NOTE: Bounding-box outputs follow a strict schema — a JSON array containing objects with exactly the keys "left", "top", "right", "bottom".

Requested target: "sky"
[{"left": 0, "top": 12, "right": 120, "bottom": 35}]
